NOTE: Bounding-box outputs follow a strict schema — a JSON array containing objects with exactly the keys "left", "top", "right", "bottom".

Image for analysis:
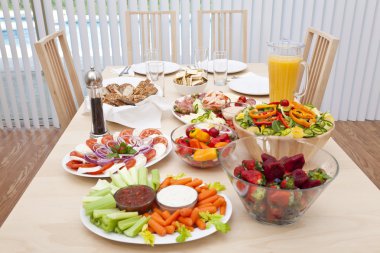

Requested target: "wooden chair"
[
  {"left": 125, "top": 11, "right": 177, "bottom": 64},
  {"left": 198, "top": 10, "right": 248, "bottom": 62},
  {"left": 34, "top": 31, "right": 83, "bottom": 129},
  {"left": 299, "top": 27, "right": 339, "bottom": 108}
]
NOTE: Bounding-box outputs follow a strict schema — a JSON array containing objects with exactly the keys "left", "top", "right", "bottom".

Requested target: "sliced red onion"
[
  {"left": 84, "top": 153, "right": 99, "bottom": 164},
  {"left": 106, "top": 140, "right": 118, "bottom": 149},
  {"left": 97, "top": 158, "right": 115, "bottom": 166},
  {"left": 94, "top": 147, "right": 111, "bottom": 158}
]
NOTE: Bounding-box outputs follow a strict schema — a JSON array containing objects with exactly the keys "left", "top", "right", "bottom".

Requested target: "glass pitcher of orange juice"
[{"left": 267, "top": 40, "right": 308, "bottom": 102}]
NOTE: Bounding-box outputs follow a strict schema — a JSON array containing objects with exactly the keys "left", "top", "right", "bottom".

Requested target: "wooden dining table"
[{"left": 1, "top": 63, "right": 380, "bottom": 252}]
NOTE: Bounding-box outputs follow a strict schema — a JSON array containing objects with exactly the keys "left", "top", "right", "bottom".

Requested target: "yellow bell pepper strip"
[
  {"left": 255, "top": 104, "right": 278, "bottom": 110},
  {"left": 214, "top": 142, "right": 228, "bottom": 148},
  {"left": 291, "top": 101, "right": 316, "bottom": 117},
  {"left": 189, "top": 138, "right": 202, "bottom": 149},
  {"left": 194, "top": 129, "right": 211, "bottom": 143},
  {"left": 289, "top": 110, "right": 312, "bottom": 128},
  {"left": 292, "top": 108, "right": 315, "bottom": 119},
  {"left": 193, "top": 148, "right": 218, "bottom": 162},
  {"left": 249, "top": 109, "right": 277, "bottom": 119},
  {"left": 189, "top": 128, "right": 201, "bottom": 139}
]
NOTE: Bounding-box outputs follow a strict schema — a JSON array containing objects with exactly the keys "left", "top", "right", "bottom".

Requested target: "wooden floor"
[{"left": 0, "top": 121, "right": 379, "bottom": 226}]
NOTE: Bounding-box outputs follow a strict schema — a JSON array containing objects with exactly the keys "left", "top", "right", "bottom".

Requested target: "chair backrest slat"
[
  {"left": 125, "top": 11, "right": 177, "bottom": 64},
  {"left": 198, "top": 10, "right": 247, "bottom": 62},
  {"left": 34, "top": 31, "right": 83, "bottom": 129},
  {"left": 300, "top": 28, "right": 339, "bottom": 108}
]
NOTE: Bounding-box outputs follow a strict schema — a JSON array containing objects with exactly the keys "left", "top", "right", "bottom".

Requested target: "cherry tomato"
[
  {"left": 101, "top": 134, "right": 114, "bottom": 145},
  {"left": 152, "top": 136, "right": 168, "bottom": 147},
  {"left": 208, "top": 127, "right": 220, "bottom": 138},
  {"left": 86, "top": 139, "right": 97, "bottom": 151},
  {"left": 237, "top": 96, "right": 247, "bottom": 103},
  {"left": 139, "top": 128, "right": 163, "bottom": 139},
  {"left": 280, "top": 99, "right": 290, "bottom": 107},
  {"left": 143, "top": 149, "right": 157, "bottom": 162},
  {"left": 185, "top": 126, "right": 195, "bottom": 137},
  {"left": 177, "top": 146, "right": 193, "bottom": 157}
]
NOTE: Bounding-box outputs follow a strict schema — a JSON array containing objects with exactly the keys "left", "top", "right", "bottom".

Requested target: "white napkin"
[{"left": 83, "top": 95, "right": 171, "bottom": 128}]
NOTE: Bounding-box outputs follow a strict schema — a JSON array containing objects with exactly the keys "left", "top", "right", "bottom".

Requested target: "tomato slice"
[
  {"left": 66, "top": 161, "right": 97, "bottom": 170},
  {"left": 143, "top": 149, "right": 157, "bottom": 162},
  {"left": 124, "top": 158, "right": 136, "bottom": 169},
  {"left": 88, "top": 162, "right": 114, "bottom": 175},
  {"left": 101, "top": 134, "right": 114, "bottom": 145},
  {"left": 86, "top": 139, "right": 97, "bottom": 151},
  {"left": 152, "top": 136, "right": 168, "bottom": 147},
  {"left": 70, "top": 151, "right": 84, "bottom": 158},
  {"left": 139, "top": 128, "right": 163, "bottom": 139}
]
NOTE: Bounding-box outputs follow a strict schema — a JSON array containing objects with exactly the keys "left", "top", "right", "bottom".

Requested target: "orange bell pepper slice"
[
  {"left": 214, "top": 142, "right": 228, "bottom": 148},
  {"left": 189, "top": 138, "right": 202, "bottom": 149},
  {"left": 289, "top": 110, "right": 312, "bottom": 128}
]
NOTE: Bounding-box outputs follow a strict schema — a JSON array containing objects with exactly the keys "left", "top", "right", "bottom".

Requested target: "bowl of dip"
[
  {"left": 156, "top": 185, "right": 198, "bottom": 212},
  {"left": 114, "top": 185, "right": 156, "bottom": 214}
]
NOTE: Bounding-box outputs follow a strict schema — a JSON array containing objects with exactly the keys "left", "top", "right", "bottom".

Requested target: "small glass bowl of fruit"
[
  {"left": 219, "top": 136, "right": 339, "bottom": 225},
  {"left": 171, "top": 123, "right": 237, "bottom": 168}
]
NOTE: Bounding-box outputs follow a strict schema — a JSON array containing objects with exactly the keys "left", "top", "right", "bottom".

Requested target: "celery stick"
[
  {"left": 119, "top": 168, "right": 135, "bottom": 185},
  {"left": 138, "top": 167, "right": 148, "bottom": 186},
  {"left": 117, "top": 216, "right": 142, "bottom": 231},
  {"left": 82, "top": 196, "right": 103, "bottom": 203},
  {"left": 129, "top": 167, "right": 138, "bottom": 185},
  {"left": 124, "top": 216, "right": 150, "bottom": 237},
  {"left": 151, "top": 169, "right": 160, "bottom": 191},
  {"left": 106, "top": 211, "right": 138, "bottom": 220},
  {"left": 93, "top": 208, "right": 120, "bottom": 219},
  {"left": 101, "top": 216, "right": 118, "bottom": 232},
  {"left": 111, "top": 174, "right": 127, "bottom": 188},
  {"left": 89, "top": 187, "right": 111, "bottom": 197},
  {"left": 90, "top": 216, "right": 101, "bottom": 226},
  {"left": 148, "top": 178, "right": 153, "bottom": 189},
  {"left": 91, "top": 179, "right": 111, "bottom": 191},
  {"left": 83, "top": 194, "right": 116, "bottom": 216},
  {"left": 114, "top": 226, "right": 123, "bottom": 234}
]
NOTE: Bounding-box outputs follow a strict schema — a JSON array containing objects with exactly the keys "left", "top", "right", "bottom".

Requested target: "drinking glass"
[
  {"left": 194, "top": 48, "right": 209, "bottom": 71},
  {"left": 144, "top": 49, "right": 160, "bottom": 80},
  {"left": 267, "top": 40, "right": 309, "bottom": 102},
  {"left": 213, "top": 51, "right": 228, "bottom": 86},
  {"left": 146, "top": 61, "right": 165, "bottom": 96}
]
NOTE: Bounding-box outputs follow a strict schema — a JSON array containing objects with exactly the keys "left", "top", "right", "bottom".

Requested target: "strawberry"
[
  {"left": 280, "top": 177, "right": 295, "bottom": 189},
  {"left": 308, "top": 168, "right": 331, "bottom": 183},
  {"left": 263, "top": 160, "right": 285, "bottom": 182},
  {"left": 282, "top": 154, "right": 305, "bottom": 173},
  {"left": 261, "top": 153, "right": 276, "bottom": 162},
  {"left": 268, "top": 191, "right": 291, "bottom": 208},
  {"left": 292, "top": 169, "right": 308, "bottom": 188},
  {"left": 234, "top": 165, "right": 245, "bottom": 178},
  {"left": 301, "top": 179, "right": 322, "bottom": 189},
  {"left": 241, "top": 170, "right": 266, "bottom": 185},
  {"left": 242, "top": 159, "right": 256, "bottom": 170}
]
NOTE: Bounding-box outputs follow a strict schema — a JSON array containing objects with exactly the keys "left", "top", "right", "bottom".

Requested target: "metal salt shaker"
[{"left": 85, "top": 67, "right": 108, "bottom": 138}]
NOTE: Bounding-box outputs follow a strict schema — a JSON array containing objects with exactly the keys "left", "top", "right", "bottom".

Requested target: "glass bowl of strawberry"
[
  {"left": 171, "top": 123, "right": 237, "bottom": 168},
  {"left": 219, "top": 136, "right": 339, "bottom": 225}
]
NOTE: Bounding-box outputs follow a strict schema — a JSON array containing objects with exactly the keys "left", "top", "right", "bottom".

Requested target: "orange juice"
[{"left": 268, "top": 55, "right": 302, "bottom": 102}]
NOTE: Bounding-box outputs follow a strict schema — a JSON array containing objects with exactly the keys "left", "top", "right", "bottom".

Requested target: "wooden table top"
[{"left": 1, "top": 63, "right": 380, "bottom": 252}]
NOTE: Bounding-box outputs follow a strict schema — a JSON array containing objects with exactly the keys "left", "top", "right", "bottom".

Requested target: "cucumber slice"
[
  {"left": 304, "top": 128, "right": 314, "bottom": 137},
  {"left": 311, "top": 128, "right": 324, "bottom": 135}
]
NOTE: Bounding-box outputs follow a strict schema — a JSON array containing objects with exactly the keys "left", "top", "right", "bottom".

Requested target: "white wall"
[{"left": 0, "top": 0, "right": 379, "bottom": 129}]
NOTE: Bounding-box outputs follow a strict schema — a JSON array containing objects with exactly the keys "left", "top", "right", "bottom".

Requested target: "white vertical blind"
[{"left": 0, "top": 0, "right": 379, "bottom": 129}]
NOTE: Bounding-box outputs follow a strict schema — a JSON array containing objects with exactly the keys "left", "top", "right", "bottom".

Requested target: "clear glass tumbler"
[
  {"left": 213, "top": 51, "right": 228, "bottom": 86},
  {"left": 146, "top": 61, "right": 165, "bottom": 96},
  {"left": 194, "top": 48, "right": 209, "bottom": 71}
]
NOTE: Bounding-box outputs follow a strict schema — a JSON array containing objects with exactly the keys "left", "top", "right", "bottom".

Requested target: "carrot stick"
[
  {"left": 161, "top": 210, "right": 170, "bottom": 220},
  {"left": 153, "top": 208, "right": 165, "bottom": 218},
  {"left": 196, "top": 203, "right": 213, "bottom": 209},
  {"left": 195, "top": 218, "right": 206, "bottom": 230},
  {"left": 170, "top": 177, "right": 192, "bottom": 185},
  {"left": 164, "top": 209, "right": 180, "bottom": 226},
  {"left": 220, "top": 203, "right": 226, "bottom": 215},
  {"left": 195, "top": 187, "right": 203, "bottom": 193},
  {"left": 172, "top": 221, "right": 194, "bottom": 232},
  {"left": 147, "top": 226, "right": 155, "bottom": 233},
  {"left": 143, "top": 213, "right": 150, "bottom": 217},
  {"left": 197, "top": 195, "right": 219, "bottom": 205},
  {"left": 198, "top": 205, "right": 217, "bottom": 214},
  {"left": 158, "top": 177, "right": 172, "bottom": 190},
  {"left": 151, "top": 212, "right": 166, "bottom": 226},
  {"left": 213, "top": 197, "right": 226, "bottom": 208},
  {"left": 178, "top": 217, "right": 193, "bottom": 227},
  {"left": 190, "top": 208, "right": 200, "bottom": 223},
  {"left": 165, "top": 225, "right": 176, "bottom": 234},
  {"left": 179, "top": 207, "right": 193, "bottom": 217},
  {"left": 148, "top": 219, "right": 166, "bottom": 236},
  {"left": 185, "top": 178, "right": 203, "bottom": 188},
  {"left": 198, "top": 188, "right": 217, "bottom": 201}
]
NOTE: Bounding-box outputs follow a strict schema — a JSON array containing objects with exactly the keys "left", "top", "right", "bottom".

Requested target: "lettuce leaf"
[
  {"left": 199, "top": 211, "right": 230, "bottom": 234},
  {"left": 208, "top": 181, "right": 226, "bottom": 192},
  {"left": 139, "top": 224, "right": 155, "bottom": 246},
  {"left": 167, "top": 172, "right": 186, "bottom": 180},
  {"left": 175, "top": 223, "right": 192, "bottom": 243}
]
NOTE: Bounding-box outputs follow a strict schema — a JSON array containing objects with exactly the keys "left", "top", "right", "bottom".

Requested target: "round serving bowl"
[
  {"left": 219, "top": 136, "right": 339, "bottom": 225},
  {"left": 114, "top": 185, "right": 156, "bottom": 214},
  {"left": 233, "top": 116, "right": 335, "bottom": 161},
  {"left": 173, "top": 81, "right": 208, "bottom": 96},
  {"left": 171, "top": 122, "right": 238, "bottom": 168}
]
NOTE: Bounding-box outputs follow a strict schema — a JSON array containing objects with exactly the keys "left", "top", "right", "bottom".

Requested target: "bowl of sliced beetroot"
[{"left": 219, "top": 136, "right": 339, "bottom": 225}]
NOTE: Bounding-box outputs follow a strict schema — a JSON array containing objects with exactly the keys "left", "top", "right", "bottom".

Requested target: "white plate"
[
  {"left": 80, "top": 193, "right": 232, "bottom": 245},
  {"left": 102, "top": 76, "right": 163, "bottom": 97},
  {"left": 62, "top": 134, "right": 172, "bottom": 178},
  {"left": 202, "top": 60, "right": 247, "bottom": 74},
  {"left": 132, "top": 61, "right": 181, "bottom": 75},
  {"left": 228, "top": 74, "right": 269, "bottom": 95}
]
